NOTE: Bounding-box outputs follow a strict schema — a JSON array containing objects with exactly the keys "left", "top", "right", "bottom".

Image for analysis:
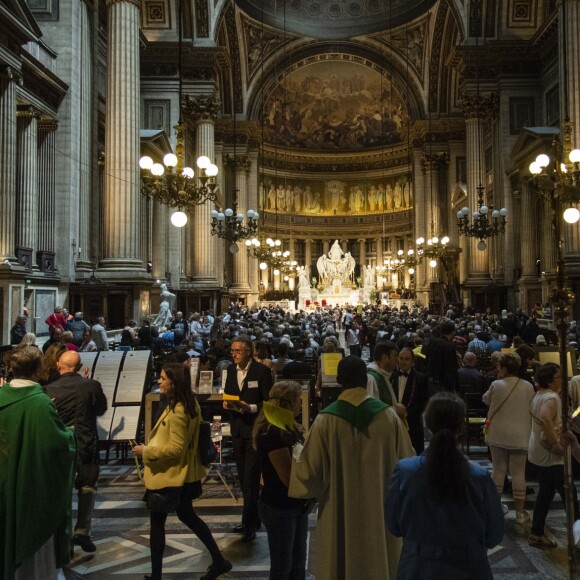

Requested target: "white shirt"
[
  {"left": 397, "top": 373, "right": 408, "bottom": 403},
  {"left": 236, "top": 359, "right": 257, "bottom": 414}
]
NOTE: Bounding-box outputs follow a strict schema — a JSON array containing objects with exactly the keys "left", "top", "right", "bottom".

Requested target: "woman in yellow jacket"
[{"left": 133, "top": 363, "right": 231, "bottom": 580}]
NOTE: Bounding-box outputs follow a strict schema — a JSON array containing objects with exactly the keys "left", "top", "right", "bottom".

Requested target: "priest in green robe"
[
  {"left": 0, "top": 347, "right": 76, "bottom": 580},
  {"left": 289, "top": 355, "right": 414, "bottom": 580}
]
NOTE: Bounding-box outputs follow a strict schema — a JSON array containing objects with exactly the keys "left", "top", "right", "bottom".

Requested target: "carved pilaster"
[
  {"left": 458, "top": 93, "right": 497, "bottom": 121},
  {"left": 183, "top": 93, "right": 220, "bottom": 123}
]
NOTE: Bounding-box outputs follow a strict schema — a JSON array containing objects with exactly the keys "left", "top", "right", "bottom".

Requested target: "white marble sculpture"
[
  {"left": 364, "top": 264, "right": 375, "bottom": 287},
  {"left": 298, "top": 265, "right": 311, "bottom": 289},
  {"left": 152, "top": 283, "right": 176, "bottom": 330},
  {"left": 316, "top": 240, "right": 356, "bottom": 287}
]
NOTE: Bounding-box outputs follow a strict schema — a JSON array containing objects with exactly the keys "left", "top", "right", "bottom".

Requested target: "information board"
[
  {"left": 109, "top": 405, "right": 142, "bottom": 440},
  {"left": 115, "top": 350, "right": 151, "bottom": 404},
  {"left": 93, "top": 352, "right": 124, "bottom": 440},
  {"left": 78, "top": 351, "right": 99, "bottom": 378}
]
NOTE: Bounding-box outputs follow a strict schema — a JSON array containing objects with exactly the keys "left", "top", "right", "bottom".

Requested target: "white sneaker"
[{"left": 516, "top": 510, "right": 530, "bottom": 524}]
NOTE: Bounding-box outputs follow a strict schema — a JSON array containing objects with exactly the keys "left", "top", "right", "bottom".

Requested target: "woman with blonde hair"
[
  {"left": 14, "top": 333, "right": 37, "bottom": 349},
  {"left": 483, "top": 352, "right": 535, "bottom": 523},
  {"left": 253, "top": 380, "right": 308, "bottom": 580}
]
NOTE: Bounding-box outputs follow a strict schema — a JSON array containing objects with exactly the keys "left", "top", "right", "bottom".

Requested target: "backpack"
[{"left": 198, "top": 421, "right": 218, "bottom": 467}]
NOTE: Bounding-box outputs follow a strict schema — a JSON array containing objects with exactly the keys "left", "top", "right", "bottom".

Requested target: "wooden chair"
[{"left": 463, "top": 392, "right": 488, "bottom": 454}]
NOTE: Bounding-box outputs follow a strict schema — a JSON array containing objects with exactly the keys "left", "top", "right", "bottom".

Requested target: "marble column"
[
  {"left": 358, "top": 239, "right": 366, "bottom": 269},
  {"left": 231, "top": 155, "right": 251, "bottom": 292},
  {"left": 412, "top": 150, "right": 426, "bottom": 291},
  {"left": 16, "top": 107, "right": 39, "bottom": 259},
  {"left": 152, "top": 201, "right": 168, "bottom": 280},
  {"left": 185, "top": 94, "right": 221, "bottom": 287},
  {"left": 247, "top": 150, "right": 259, "bottom": 298},
  {"left": 540, "top": 196, "right": 556, "bottom": 275},
  {"left": 520, "top": 184, "right": 538, "bottom": 278},
  {"left": 341, "top": 239, "right": 348, "bottom": 253},
  {"left": 304, "top": 239, "right": 312, "bottom": 273},
  {"left": 461, "top": 96, "right": 495, "bottom": 282},
  {"left": 102, "top": 0, "right": 143, "bottom": 270},
  {"left": 323, "top": 240, "right": 329, "bottom": 255},
  {"left": 37, "top": 120, "right": 58, "bottom": 253},
  {"left": 0, "top": 68, "right": 18, "bottom": 263},
  {"left": 77, "top": 0, "right": 93, "bottom": 269},
  {"left": 376, "top": 237, "right": 383, "bottom": 265}
]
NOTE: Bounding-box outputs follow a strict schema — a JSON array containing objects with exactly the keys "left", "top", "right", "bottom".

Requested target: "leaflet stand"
[{"left": 204, "top": 435, "right": 239, "bottom": 502}]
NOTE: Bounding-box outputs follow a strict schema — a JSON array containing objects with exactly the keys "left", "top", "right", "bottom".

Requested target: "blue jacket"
[{"left": 385, "top": 454, "right": 504, "bottom": 580}]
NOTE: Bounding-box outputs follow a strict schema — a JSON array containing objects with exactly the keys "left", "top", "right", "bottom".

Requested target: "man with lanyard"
[
  {"left": 289, "top": 356, "right": 414, "bottom": 580},
  {"left": 223, "top": 336, "right": 273, "bottom": 542},
  {"left": 366, "top": 341, "right": 408, "bottom": 425}
]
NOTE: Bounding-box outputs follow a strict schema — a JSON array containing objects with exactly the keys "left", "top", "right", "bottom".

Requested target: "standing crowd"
[{"left": 2, "top": 300, "right": 580, "bottom": 579}]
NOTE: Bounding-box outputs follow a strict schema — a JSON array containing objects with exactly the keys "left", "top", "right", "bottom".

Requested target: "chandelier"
[
  {"left": 416, "top": 235, "right": 450, "bottom": 267},
  {"left": 246, "top": 236, "right": 284, "bottom": 269},
  {"left": 210, "top": 192, "right": 259, "bottom": 253},
  {"left": 528, "top": 128, "right": 580, "bottom": 222},
  {"left": 456, "top": 185, "right": 507, "bottom": 250},
  {"left": 138, "top": 1, "right": 218, "bottom": 227}
]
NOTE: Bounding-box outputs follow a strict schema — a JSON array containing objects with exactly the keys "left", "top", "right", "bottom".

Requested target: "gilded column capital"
[
  {"left": 458, "top": 93, "right": 497, "bottom": 120},
  {"left": 38, "top": 118, "right": 59, "bottom": 132},
  {"left": 16, "top": 106, "right": 40, "bottom": 120},
  {"left": 183, "top": 93, "right": 221, "bottom": 123}
]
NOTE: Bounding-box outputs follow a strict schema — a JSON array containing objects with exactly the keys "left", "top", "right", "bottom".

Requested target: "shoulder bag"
[{"left": 483, "top": 378, "right": 520, "bottom": 439}]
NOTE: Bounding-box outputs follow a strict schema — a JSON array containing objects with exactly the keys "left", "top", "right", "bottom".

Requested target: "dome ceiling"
[{"left": 236, "top": 0, "right": 437, "bottom": 39}]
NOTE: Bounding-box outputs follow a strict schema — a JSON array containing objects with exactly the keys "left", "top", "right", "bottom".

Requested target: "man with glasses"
[{"left": 224, "top": 336, "right": 273, "bottom": 541}]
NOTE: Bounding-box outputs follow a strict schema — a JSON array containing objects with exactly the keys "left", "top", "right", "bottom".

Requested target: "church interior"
[
  {"left": 1, "top": 0, "right": 579, "bottom": 343},
  {"left": 3, "top": 2, "right": 580, "bottom": 578}
]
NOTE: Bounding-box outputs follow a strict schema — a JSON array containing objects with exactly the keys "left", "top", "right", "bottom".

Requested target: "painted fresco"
[
  {"left": 262, "top": 61, "right": 407, "bottom": 150},
  {"left": 259, "top": 176, "right": 412, "bottom": 215}
]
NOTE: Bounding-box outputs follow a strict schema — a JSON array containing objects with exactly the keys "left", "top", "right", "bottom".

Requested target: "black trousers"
[
  {"left": 149, "top": 484, "right": 222, "bottom": 579},
  {"left": 232, "top": 428, "right": 261, "bottom": 529}
]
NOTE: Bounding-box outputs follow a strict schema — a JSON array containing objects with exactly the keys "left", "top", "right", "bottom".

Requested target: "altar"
[{"left": 297, "top": 240, "right": 375, "bottom": 309}]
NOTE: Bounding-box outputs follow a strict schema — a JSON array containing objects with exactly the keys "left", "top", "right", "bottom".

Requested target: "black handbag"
[
  {"left": 199, "top": 421, "right": 218, "bottom": 467},
  {"left": 145, "top": 486, "right": 182, "bottom": 513}
]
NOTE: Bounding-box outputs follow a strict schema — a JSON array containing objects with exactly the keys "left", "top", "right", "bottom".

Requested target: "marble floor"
[{"left": 61, "top": 456, "right": 577, "bottom": 580}]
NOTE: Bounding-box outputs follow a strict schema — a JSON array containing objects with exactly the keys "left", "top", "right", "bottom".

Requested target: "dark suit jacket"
[
  {"left": 224, "top": 360, "right": 273, "bottom": 437},
  {"left": 458, "top": 366, "right": 487, "bottom": 395},
  {"left": 425, "top": 337, "right": 459, "bottom": 391},
  {"left": 391, "top": 369, "right": 429, "bottom": 428},
  {"left": 45, "top": 372, "right": 107, "bottom": 463}
]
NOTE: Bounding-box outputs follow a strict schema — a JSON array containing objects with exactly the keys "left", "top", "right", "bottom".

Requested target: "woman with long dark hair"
[
  {"left": 385, "top": 392, "right": 504, "bottom": 579},
  {"left": 132, "top": 363, "right": 231, "bottom": 580}
]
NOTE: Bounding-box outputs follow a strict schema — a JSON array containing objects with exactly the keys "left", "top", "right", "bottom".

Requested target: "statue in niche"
[
  {"left": 364, "top": 265, "right": 375, "bottom": 287},
  {"left": 298, "top": 266, "right": 310, "bottom": 289},
  {"left": 152, "top": 283, "right": 175, "bottom": 330}
]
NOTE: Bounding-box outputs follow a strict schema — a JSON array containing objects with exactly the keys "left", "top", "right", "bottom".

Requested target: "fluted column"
[
  {"left": 0, "top": 68, "right": 18, "bottom": 262},
  {"left": 102, "top": 0, "right": 143, "bottom": 270},
  {"left": 16, "top": 107, "right": 39, "bottom": 259},
  {"left": 540, "top": 196, "right": 556, "bottom": 275},
  {"left": 341, "top": 239, "right": 348, "bottom": 253},
  {"left": 185, "top": 94, "right": 221, "bottom": 287},
  {"left": 304, "top": 239, "right": 312, "bottom": 273},
  {"left": 247, "top": 150, "right": 259, "bottom": 297},
  {"left": 358, "top": 239, "right": 366, "bottom": 268},
  {"left": 376, "top": 237, "right": 383, "bottom": 265},
  {"left": 413, "top": 150, "right": 427, "bottom": 292},
  {"left": 152, "top": 201, "right": 168, "bottom": 280},
  {"left": 37, "top": 120, "right": 58, "bottom": 253},
  {"left": 77, "top": 1, "right": 93, "bottom": 269},
  {"left": 461, "top": 96, "right": 496, "bottom": 282},
  {"left": 231, "top": 155, "right": 251, "bottom": 292},
  {"left": 520, "top": 184, "right": 537, "bottom": 278},
  {"left": 323, "top": 240, "right": 329, "bottom": 255}
]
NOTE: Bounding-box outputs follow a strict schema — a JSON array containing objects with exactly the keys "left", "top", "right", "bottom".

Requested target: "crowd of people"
[{"left": 3, "top": 300, "right": 580, "bottom": 579}]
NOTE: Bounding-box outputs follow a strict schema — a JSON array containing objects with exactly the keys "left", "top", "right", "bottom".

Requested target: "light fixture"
[
  {"left": 456, "top": 184, "right": 507, "bottom": 250},
  {"left": 416, "top": 235, "right": 450, "bottom": 264},
  {"left": 246, "top": 235, "right": 284, "bottom": 268},
  {"left": 138, "top": 1, "right": 218, "bottom": 225},
  {"left": 456, "top": 2, "right": 507, "bottom": 248}
]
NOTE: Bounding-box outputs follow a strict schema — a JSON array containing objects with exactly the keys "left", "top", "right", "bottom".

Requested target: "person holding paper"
[
  {"left": 224, "top": 336, "right": 273, "bottom": 541},
  {"left": 253, "top": 381, "right": 308, "bottom": 580}
]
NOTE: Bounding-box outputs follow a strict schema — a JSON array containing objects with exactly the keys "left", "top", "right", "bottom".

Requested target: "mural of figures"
[
  {"left": 259, "top": 175, "right": 413, "bottom": 216},
  {"left": 261, "top": 61, "right": 409, "bottom": 151}
]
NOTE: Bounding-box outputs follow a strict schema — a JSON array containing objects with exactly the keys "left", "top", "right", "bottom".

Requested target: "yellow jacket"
[{"left": 142, "top": 400, "right": 206, "bottom": 490}]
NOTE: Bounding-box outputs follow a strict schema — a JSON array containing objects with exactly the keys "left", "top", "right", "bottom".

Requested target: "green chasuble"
[
  {"left": 0, "top": 383, "right": 76, "bottom": 580},
  {"left": 367, "top": 369, "right": 393, "bottom": 406},
  {"left": 321, "top": 397, "right": 390, "bottom": 434}
]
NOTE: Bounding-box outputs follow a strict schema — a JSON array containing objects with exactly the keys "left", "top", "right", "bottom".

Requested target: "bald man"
[
  {"left": 457, "top": 351, "right": 486, "bottom": 396},
  {"left": 45, "top": 351, "right": 107, "bottom": 553}
]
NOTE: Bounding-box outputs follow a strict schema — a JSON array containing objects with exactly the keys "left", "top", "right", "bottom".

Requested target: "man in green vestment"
[
  {"left": 0, "top": 347, "right": 76, "bottom": 580},
  {"left": 289, "top": 355, "right": 414, "bottom": 580}
]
